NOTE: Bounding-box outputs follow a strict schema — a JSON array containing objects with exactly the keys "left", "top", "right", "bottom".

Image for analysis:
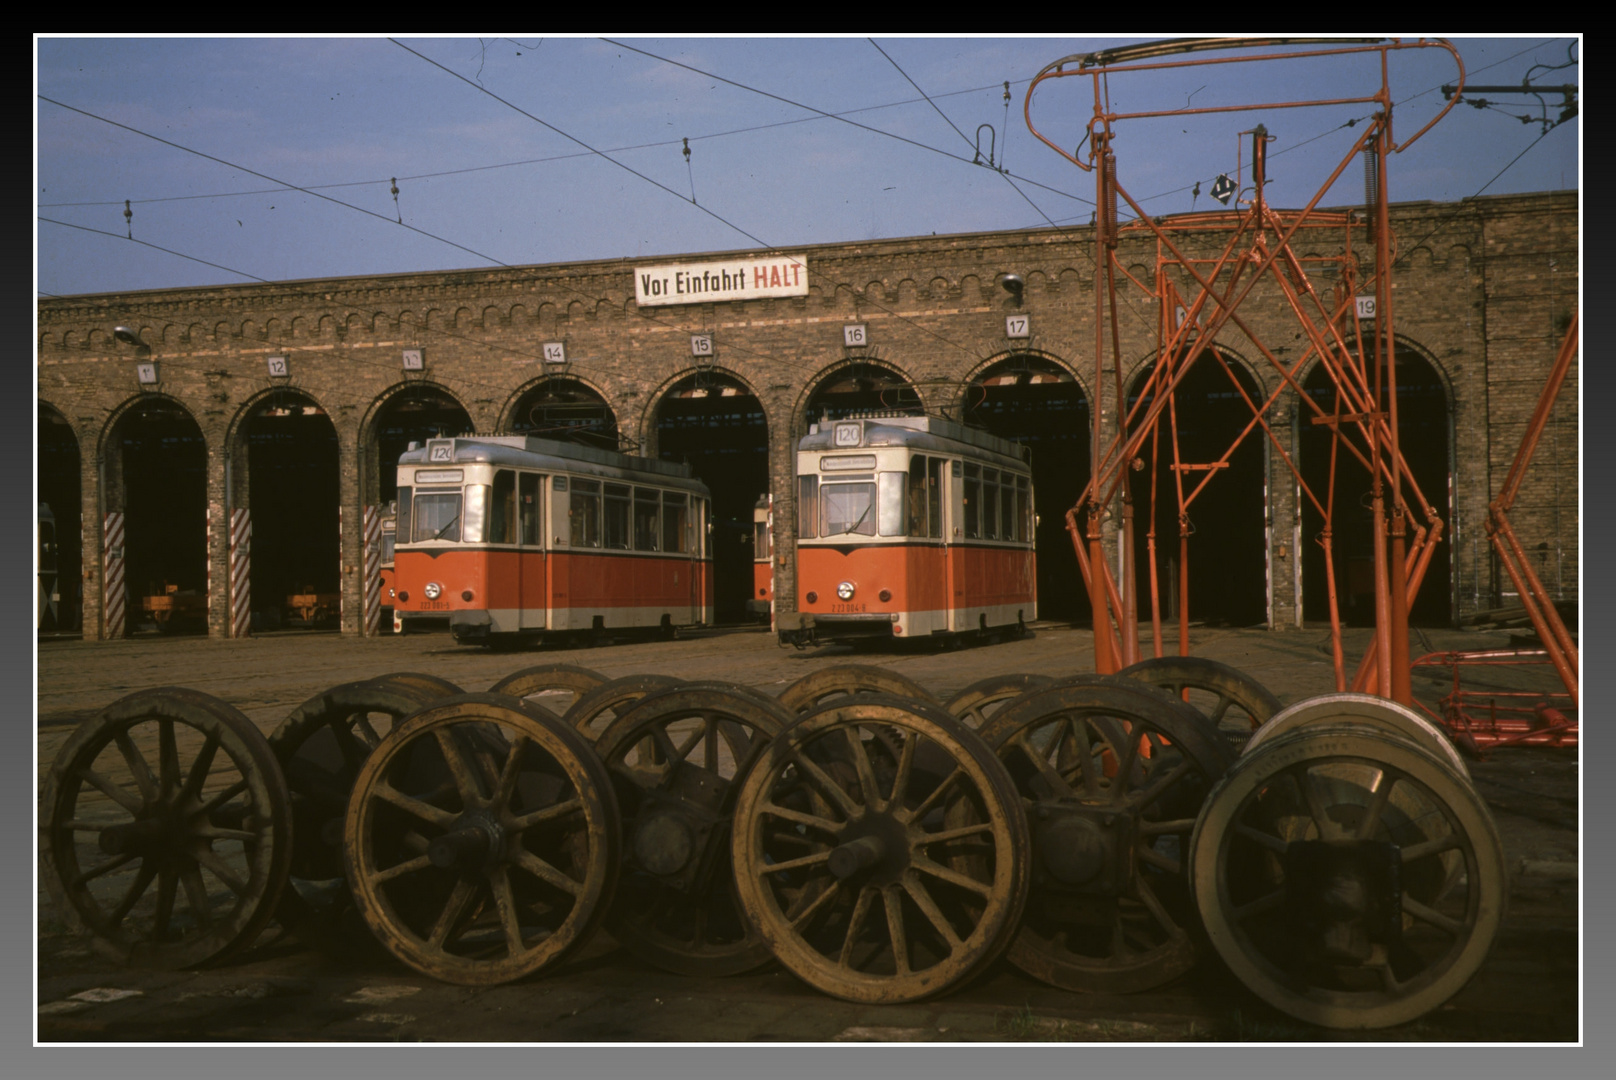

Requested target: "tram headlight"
[
  {"left": 424, "top": 582, "right": 442, "bottom": 600},
  {"left": 836, "top": 581, "right": 855, "bottom": 602}
]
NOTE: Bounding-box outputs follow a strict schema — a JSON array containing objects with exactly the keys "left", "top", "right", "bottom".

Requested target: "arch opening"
[
  {"left": 654, "top": 371, "right": 769, "bottom": 623},
  {"left": 110, "top": 399, "right": 208, "bottom": 635},
  {"left": 962, "top": 355, "right": 1091, "bottom": 621},
  {"left": 802, "top": 362, "right": 921, "bottom": 429},
  {"left": 507, "top": 377, "right": 620, "bottom": 450},
  {"left": 1125, "top": 351, "right": 1268, "bottom": 630},
  {"left": 38, "top": 405, "right": 81, "bottom": 632},
  {"left": 1300, "top": 346, "right": 1453, "bottom": 627}
]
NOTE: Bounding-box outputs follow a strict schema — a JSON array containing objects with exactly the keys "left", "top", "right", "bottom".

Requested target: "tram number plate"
[
  {"left": 830, "top": 603, "right": 866, "bottom": 613},
  {"left": 418, "top": 601, "right": 450, "bottom": 611}
]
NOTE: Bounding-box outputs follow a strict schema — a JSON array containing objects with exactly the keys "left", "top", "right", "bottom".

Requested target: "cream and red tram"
[
  {"left": 778, "top": 414, "right": 1036, "bottom": 647},
  {"left": 392, "top": 435, "right": 713, "bottom": 645}
]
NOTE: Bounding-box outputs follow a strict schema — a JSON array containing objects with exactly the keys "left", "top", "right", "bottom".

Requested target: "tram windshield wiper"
[
  {"left": 842, "top": 502, "right": 873, "bottom": 536},
  {"left": 433, "top": 515, "right": 460, "bottom": 541}
]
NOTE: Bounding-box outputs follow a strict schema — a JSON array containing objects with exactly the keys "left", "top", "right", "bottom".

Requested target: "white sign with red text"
[{"left": 635, "top": 254, "right": 808, "bottom": 307}]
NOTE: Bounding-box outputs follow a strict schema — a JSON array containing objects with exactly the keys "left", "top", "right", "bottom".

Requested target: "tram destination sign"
[{"left": 635, "top": 254, "right": 808, "bottom": 307}]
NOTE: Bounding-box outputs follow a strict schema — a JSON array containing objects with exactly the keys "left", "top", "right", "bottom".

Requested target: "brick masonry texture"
[{"left": 38, "top": 191, "right": 1578, "bottom": 639}]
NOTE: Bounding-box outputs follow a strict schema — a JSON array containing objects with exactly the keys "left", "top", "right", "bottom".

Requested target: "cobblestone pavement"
[{"left": 35, "top": 621, "right": 1579, "bottom": 1043}]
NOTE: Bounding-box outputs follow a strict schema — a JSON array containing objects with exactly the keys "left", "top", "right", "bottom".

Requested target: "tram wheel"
[
  {"left": 977, "top": 680, "right": 1236, "bottom": 994},
  {"left": 1118, "top": 656, "right": 1282, "bottom": 751},
  {"left": 776, "top": 663, "right": 937, "bottom": 715},
  {"left": 267, "top": 679, "right": 443, "bottom": 946},
  {"left": 1189, "top": 725, "right": 1506, "bottom": 1029},
  {"left": 40, "top": 688, "right": 293, "bottom": 969},
  {"left": 943, "top": 673, "right": 1055, "bottom": 730},
  {"left": 596, "top": 683, "right": 793, "bottom": 976},
  {"left": 731, "top": 695, "right": 1029, "bottom": 1004},
  {"left": 366, "top": 671, "right": 466, "bottom": 699},
  {"left": 343, "top": 694, "right": 620, "bottom": 986},
  {"left": 1245, "top": 692, "right": 1469, "bottom": 779},
  {"left": 488, "top": 663, "right": 609, "bottom": 718}
]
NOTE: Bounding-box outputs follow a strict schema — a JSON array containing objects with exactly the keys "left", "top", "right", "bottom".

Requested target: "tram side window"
[
  {"left": 982, "top": 469, "right": 1000, "bottom": 541},
  {"left": 413, "top": 491, "right": 462, "bottom": 542},
  {"left": 663, "top": 492, "right": 689, "bottom": 554},
  {"left": 396, "top": 487, "right": 412, "bottom": 543},
  {"left": 927, "top": 457, "right": 944, "bottom": 539},
  {"left": 1000, "top": 471, "right": 1016, "bottom": 542},
  {"left": 604, "top": 483, "right": 631, "bottom": 549},
  {"left": 464, "top": 484, "right": 488, "bottom": 543},
  {"left": 1016, "top": 475, "right": 1031, "bottom": 543},
  {"left": 570, "top": 479, "right": 601, "bottom": 548},
  {"left": 798, "top": 475, "right": 818, "bottom": 538},
  {"left": 520, "top": 474, "right": 542, "bottom": 545},
  {"left": 963, "top": 463, "right": 980, "bottom": 539},
  {"left": 879, "top": 471, "right": 905, "bottom": 537},
  {"left": 634, "top": 487, "right": 660, "bottom": 551},
  {"left": 488, "top": 470, "right": 517, "bottom": 544}
]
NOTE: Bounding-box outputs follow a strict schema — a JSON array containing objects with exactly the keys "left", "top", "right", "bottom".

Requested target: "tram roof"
[
  {"left": 399, "top": 434, "right": 704, "bottom": 487},
  {"left": 798, "top": 413, "right": 1029, "bottom": 469}
]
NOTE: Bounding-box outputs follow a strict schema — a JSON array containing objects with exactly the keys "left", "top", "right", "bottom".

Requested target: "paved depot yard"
[{"left": 35, "top": 621, "right": 1578, "bottom": 1043}]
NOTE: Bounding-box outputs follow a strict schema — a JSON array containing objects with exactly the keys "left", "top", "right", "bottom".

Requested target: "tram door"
[
  {"left": 945, "top": 459, "right": 966, "bottom": 632},
  {"left": 518, "top": 473, "right": 546, "bottom": 630}
]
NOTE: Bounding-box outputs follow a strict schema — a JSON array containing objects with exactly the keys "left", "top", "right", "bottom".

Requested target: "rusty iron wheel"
[
  {"left": 1246, "top": 692, "right": 1469, "bottom": 779},
  {"left": 366, "top": 671, "right": 465, "bottom": 699},
  {"left": 944, "top": 673, "right": 1055, "bottom": 729},
  {"left": 1118, "top": 656, "right": 1282, "bottom": 752},
  {"left": 731, "top": 695, "right": 1029, "bottom": 1004},
  {"left": 1189, "top": 725, "right": 1506, "bottom": 1029},
  {"left": 561, "top": 673, "right": 684, "bottom": 742},
  {"left": 595, "top": 683, "right": 793, "bottom": 976},
  {"left": 776, "top": 664, "right": 938, "bottom": 715},
  {"left": 344, "top": 694, "right": 620, "bottom": 986},
  {"left": 267, "top": 679, "right": 442, "bottom": 947},
  {"left": 40, "top": 688, "right": 293, "bottom": 969},
  {"left": 488, "top": 663, "right": 609, "bottom": 717},
  {"left": 977, "top": 680, "right": 1235, "bottom": 994}
]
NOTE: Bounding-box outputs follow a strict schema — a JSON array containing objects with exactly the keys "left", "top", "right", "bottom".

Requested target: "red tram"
[
  {"left": 749, "top": 494, "right": 774, "bottom": 624},
  {"left": 392, "top": 435, "right": 713, "bottom": 645},
  {"left": 777, "top": 414, "right": 1036, "bottom": 647}
]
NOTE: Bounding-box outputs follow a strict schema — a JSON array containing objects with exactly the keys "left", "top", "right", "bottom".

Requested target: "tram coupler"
[
  {"left": 449, "top": 610, "right": 492, "bottom": 643},
  {"left": 1284, "top": 839, "right": 1402, "bottom": 963}
]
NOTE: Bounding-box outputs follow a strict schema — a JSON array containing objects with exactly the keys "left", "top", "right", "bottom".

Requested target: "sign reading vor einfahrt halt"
[{"left": 635, "top": 254, "right": 808, "bottom": 307}]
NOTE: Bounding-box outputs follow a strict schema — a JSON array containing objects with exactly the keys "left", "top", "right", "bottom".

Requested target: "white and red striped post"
[
  {"left": 362, "top": 504, "right": 381, "bottom": 636},
  {"left": 229, "top": 508, "right": 252, "bottom": 638},
  {"left": 102, "top": 511, "right": 125, "bottom": 639}
]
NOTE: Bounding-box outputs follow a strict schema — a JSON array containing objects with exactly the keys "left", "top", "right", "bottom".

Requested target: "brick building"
[{"left": 36, "top": 190, "right": 1577, "bottom": 641}]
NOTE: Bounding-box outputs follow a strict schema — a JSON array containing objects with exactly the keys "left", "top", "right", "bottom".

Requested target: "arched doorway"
[
  {"left": 962, "top": 355, "right": 1091, "bottom": 621},
  {"left": 1126, "top": 351, "right": 1269, "bottom": 629},
  {"left": 507, "top": 376, "right": 620, "bottom": 450},
  {"left": 1299, "top": 346, "right": 1453, "bottom": 626},
  {"left": 108, "top": 398, "right": 208, "bottom": 634},
  {"left": 235, "top": 391, "right": 340, "bottom": 629},
  {"left": 802, "top": 362, "right": 922, "bottom": 428},
  {"left": 654, "top": 370, "right": 768, "bottom": 623},
  {"left": 38, "top": 404, "right": 81, "bottom": 632},
  {"left": 369, "top": 385, "right": 474, "bottom": 506}
]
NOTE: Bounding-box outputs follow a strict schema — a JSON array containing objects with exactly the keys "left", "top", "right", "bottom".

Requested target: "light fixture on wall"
[{"left": 999, "top": 273, "right": 1025, "bottom": 308}]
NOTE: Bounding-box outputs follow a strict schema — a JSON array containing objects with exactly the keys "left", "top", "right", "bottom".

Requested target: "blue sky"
[{"left": 36, "top": 35, "right": 1579, "bottom": 298}]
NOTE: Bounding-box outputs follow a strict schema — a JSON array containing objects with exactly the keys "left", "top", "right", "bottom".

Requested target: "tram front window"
[
  {"left": 822, "top": 480, "right": 877, "bottom": 536},
  {"left": 413, "top": 492, "right": 463, "bottom": 542}
]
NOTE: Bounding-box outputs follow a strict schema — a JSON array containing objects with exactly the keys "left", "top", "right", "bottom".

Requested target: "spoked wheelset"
[
  {"left": 731, "top": 695, "right": 1029, "bottom": 1003},
  {"left": 344, "top": 694, "right": 621, "bottom": 986},
  {"left": 776, "top": 664, "right": 937, "bottom": 715},
  {"left": 39, "top": 688, "right": 293, "bottom": 969}
]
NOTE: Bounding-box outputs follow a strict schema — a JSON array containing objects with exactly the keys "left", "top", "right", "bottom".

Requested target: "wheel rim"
[
  {"left": 267, "top": 679, "right": 440, "bottom": 941},
  {"left": 561, "top": 674, "right": 684, "bottom": 742},
  {"left": 1118, "top": 656, "right": 1282, "bottom": 751},
  {"left": 776, "top": 664, "right": 938, "bottom": 715},
  {"left": 731, "top": 695, "right": 1029, "bottom": 1003},
  {"left": 344, "top": 694, "right": 620, "bottom": 986},
  {"left": 488, "top": 664, "right": 608, "bottom": 717},
  {"left": 944, "top": 673, "right": 1055, "bottom": 729},
  {"left": 40, "top": 688, "right": 292, "bottom": 969},
  {"left": 1248, "top": 692, "right": 1469, "bottom": 779},
  {"left": 366, "top": 671, "right": 465, "bottom": 699},
  {"left": 596, "top": 684, "right": 792, "bottom": 976},
  {"left": 1189, "top": 725, "right": 1506, "bottom": 1029},
  {"left": 978, "top": 681, "right": 1235, "bottom": 994}
]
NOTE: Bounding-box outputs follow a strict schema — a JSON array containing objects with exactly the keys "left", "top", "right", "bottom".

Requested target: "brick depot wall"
[{"left": 38, "top": 190, "right": 1577, "bottom": 639}]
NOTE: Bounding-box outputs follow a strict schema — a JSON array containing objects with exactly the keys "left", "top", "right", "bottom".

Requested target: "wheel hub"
[
  {"left": 632, "top": 809, "right": 696, "bottom": 876},
  {"left": 1032, "top": 803, "right": 1135, "bottom": 895},
  {"left": 1284, "top": 839, "right": 1402, "bottom": 963},
  {"left": 428, "top": 811, "right": 506, "bottom": 872},
  {"left": 826, "top": 812, "right": 910, "bottom": 888}
]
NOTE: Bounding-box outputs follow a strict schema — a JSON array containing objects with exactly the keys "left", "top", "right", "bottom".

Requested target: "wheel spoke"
[
  {"left": 369, "top": 781, "right": 459, "bottom": 828},
  {"left": 370, "top": 853, "right": 434, "bottom": 885},
  {"left": 179, "top": 865, "right": 214, "bottom": 927},
  {"left": 1400, "top": 833, "right": 1461, "bottom": 864},
  {"left": 1207, "top": 695, "right": 1235, "bottom": 728},
  {"left": 1130, "top": 758, "right": 1195, "bottom": 813},
  {"left": 910, "top": 854, "right": 993, "bottom": 897},
  {"left": 901, "top": 765, "right": 963, "bottom": 824},
  {"left": 1234, "top": 822, "right": 1291, "bottom": 854},
  {"left": 112, "top": 730, "right": 158, "bottom": 805},
  {"left": 428, "top": 876, "right": 481, "bottom": 948},
  {"left": 788, "top": 751, "right": 859, "bottom": 819},
  {"left": 157, "top": 719, "right": 181, "bottom": 798},
  {"left": 900, "top": 872, "right": 962, "bottom": 950},
  {"left": 489, "top": 868, "right": 526, "bottom": 958},
  {"left": 1012, "top": 731, "right": 1076, "bottom": 800},
  {"left": 197, "top": 778, "right": 250, "bottom": 818},
  {"left": 76, "top": 768, "right": 145, "bottom": 816},
  {"left": 838, "top": 886, "right": 876, "bottom": 969},
  {"left": 786, "top": 878, "right": 842, "bottom": 929},
  {"left": 1355, "top": 771, "right": 1395, "bottom": 841},
  {"left": 510, "top": 797, "right": 583, "bottom": 833},
  {"left": 191, "top": 825, "right": 259, "bottom": 844},
  {"left": 193, "top": 849, "right": 249, "bottom": 895},
  {"left": 151, "top": 868, "right": 178, "bottom": 940},
  {"left": 1132, "top": 874, "right": 1184, "bottom": 937},
  {"left": 758, "top": 850, "right": 832, "bottom": 875},
  {"left": 494, "top": 733, "right": 531, "bottom": 806},
  {"left": 761, "top": 801, "right": 844, "bottom": 837},
  {"left": 1107, "top": 725, "right": 1143, "bottom": 800},
  {"left": 435, "top": 728, "right": 488, "bottom": 805},
  {"left": 1068, "top": 720, "right": 1103, "bottom": 799},
  {"left": 71, "top": 851, "right": 136, "bottom": 885},
  {"left": 1402, "top": 894, "right": 1463, "bottom": 936},
  {"left": 325, "top": 715, "right": 366, "bottom": 772},
  {"left": 915, "top": 821, "right": 994, "bottom": 846},
  {"left": 512, "top": 848, "right": 583, "bottom": 896},
  {"left": 1299, "top": 766, "right": 1344, "bottom": 840},
  {"left": 843, "top": 726, "right": 882, "bottom": 808},
  {"left": 352, "top": 713, "right": 383, "bottom": 751},
  {"left": 883, "top": 885, "right": 910, "bottom": 974},
  {"left": 1231, "top": 887, "right": 1285, "bottom": 922},
  {"left": 179, "top": 731, "right": 222, "bottom": 802},
  {"left": 703, "top": 717, "right": 720, "bottom": 772},
  {"left": 887, "top": 732, "right": 917, "bottom": 810},
  {"left": 106, "top": 862, "right": 158, "bottom": 928},
  {"left": 1135, "top": 843, "right": 1181, "bottom": 875}
]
